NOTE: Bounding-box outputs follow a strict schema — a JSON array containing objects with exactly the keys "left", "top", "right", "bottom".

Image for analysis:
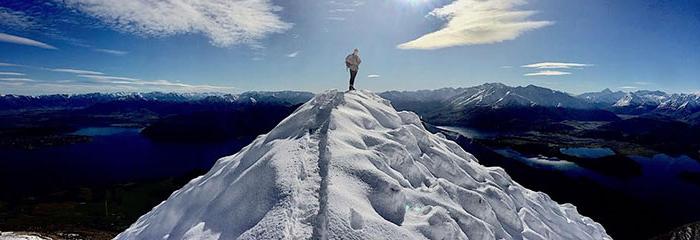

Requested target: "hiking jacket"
[{"left": 345, "top": 53, "right": 361, "bottom": 71}]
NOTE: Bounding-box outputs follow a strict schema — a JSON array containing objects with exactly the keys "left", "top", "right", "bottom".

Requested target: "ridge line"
[{"left": 311, "top": 91, "right": 344, "bottom": 240}]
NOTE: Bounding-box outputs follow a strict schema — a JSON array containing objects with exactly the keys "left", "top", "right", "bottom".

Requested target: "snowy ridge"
[
  {"left": 447, "top": 83, "right": 592, "bottom": 109},
  {"left": 116, "top": 90, "right": 610, "bottom": 240},
  {"left": 581, "top": 89, "right": 700, "bottom": 114}
]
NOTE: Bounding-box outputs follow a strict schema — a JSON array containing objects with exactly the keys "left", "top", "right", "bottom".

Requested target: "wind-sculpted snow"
[{"left": 116, "top": 90, "right": 611, "bottom": 240}]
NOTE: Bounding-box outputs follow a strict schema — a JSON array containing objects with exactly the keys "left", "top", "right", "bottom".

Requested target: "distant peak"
[{"left": 480, "top": 82, "right": 508, "bottom": 88}]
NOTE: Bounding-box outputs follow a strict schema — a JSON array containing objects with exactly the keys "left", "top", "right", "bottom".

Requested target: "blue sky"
[{"left": 0, "top": 0, "right": 699, "bottom": 95}]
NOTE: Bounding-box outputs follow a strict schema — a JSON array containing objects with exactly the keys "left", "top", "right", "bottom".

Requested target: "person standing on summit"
[{"left": 345, "top": 48, "right": 362, "bottom": 91}]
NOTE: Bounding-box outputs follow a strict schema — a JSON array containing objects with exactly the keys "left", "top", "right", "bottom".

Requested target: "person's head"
[{"left": 353, "top": 48, "right": 359, "bottom": 55}]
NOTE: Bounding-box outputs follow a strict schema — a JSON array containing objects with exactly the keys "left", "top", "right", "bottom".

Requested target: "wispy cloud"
[
  {"left": 620, "top": 86, "right": 638, "bottom": 90},
  {"left": 0, "top": 7, "right": 40, "bottom": 30},
  {"left": 522, "top": 62, "right": 592, "bottom": 69},
  {"left": 76, "top": 74, "right": 234, "bottom": 91},
  {"left": 633, "top": 81, "right": 652, "bottom": 85},
  {"left": 61, "top": 0, "right": 292, "bottom": 47},
  {"left": 0, "top": 33, "right": 57, "bottom": 49},
  {"left": 328, "top": 0, "right": 364, "bottom": 7},
  {"left": 367, "top": 74, "right": 380, "bottom": 78},
  {"left": 51, "top": 68, "right": 105, "bottom": 75},
  {"left": 327, "top": 16, "right": 346, "bottom": 21},
  {"left": 94, "top": 48, "right": 128, "bottom": 56},
  {"left": 0, "top": 62, "right": 18, "bottom": 67},
  {"left": 398, "top": 0, "right": 552, "bottom": 50},
  {"left": 500, "top": 65, "right": 513, "bottom": 69},
  {"left": 329, "top": 8, "right": 355, "bottom": 13},
  {"left": 524, "top": 70, "right": 571, "bottom": 76},
  {"left": 78, "top": 74, "right": 139, "bottom": 82},
  {"left": 2, "top": 75, "right": 235, "bottom": 94},
  {"left": 286, "top": 51, "right": 300, "bottom": 58},
  {"left": 1, "top": 64, "right": 236, "bottom": 94},
  {"left": 2, "top": 80, "right": 235, "bottom": 94},
  {"left": 0, "top": 77, "right": 35, "bottom": 82},
  {"left": 0, "top": 72, "right": 25, "bottom": 76}
]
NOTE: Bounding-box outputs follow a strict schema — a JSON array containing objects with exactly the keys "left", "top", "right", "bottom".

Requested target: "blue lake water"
[
  {"left": 559, "top": 147, "right": 615, "bottom": 158},
  {"left": 0, "top": 127, "right": 253, "bottom": 195},
  {"left": 496, "top": 147, "right": 700, "bottom": 220},
  {"left": 436, "top": 126, "right": 499, "bottom": 139},
  {"left": 71, "top": 127, "right": 143, "bottom": 136}
]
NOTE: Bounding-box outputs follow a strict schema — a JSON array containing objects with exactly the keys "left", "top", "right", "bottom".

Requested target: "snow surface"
[
  {"left": 0, "top": 232, "right": 49, "bottom": 240},
  {"left": 116, "top": 90, "right": 611, "bottom": 240}
]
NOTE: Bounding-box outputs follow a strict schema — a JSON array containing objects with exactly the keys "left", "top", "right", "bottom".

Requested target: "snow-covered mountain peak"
[
  {"left": 448, "top": 83, "right": 591, "bottom": 109},
  {"left": 116, "top": 90, "right": 610, "bottom": 240}
]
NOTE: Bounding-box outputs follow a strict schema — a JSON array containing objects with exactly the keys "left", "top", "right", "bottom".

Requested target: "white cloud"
[
  {"left": 633, "top": 81, "right": 651, "bottom": 85},
  {"left": 329, "top": 8, "right": 355, "bottom": 13},
  {"left": 2, "top": 81, "right": 235, "bottom": 94},
  {"left": 76, "top": 74, "right": 234, "bottom": 91},
  {"left": 0, "top": 72, "right": 25, "bottom": 76},
  {"left": 94, "top": 48, "right": 128, "bottom": 56},
  {"left": 619, "top": 86, "right": 638, "bottom": 90},
  {"left": 0, "top": 62, "right": 18, "bottom": 67},
  {"left": 78, "top": 74, "right": 139, "bottom": 82},
  {"left": 0, "top": 33, "right": 57, "bottom": 49},
  {"left": 62, "top": 0, "right": 292, "bottom": 47},
  {"left": 0, "top": 77, "right": 35, "bottom": 82},
  {"left": 328, "top": 1, "right": 364, "bottom": 8},
  {"left": 367, "top": 74, "right": 380, "bottom": 78},
  {"left": 51, "top": 68, "right": 105, "bottom": 75},
  {"left": 327, "top": 17, "right": 346, "bottom": 21},
  {"left": 286, "top": 51, "right": 300, "bottom": 58},
  {"left": 524, "top": 70, "right": 571, "bottom": 76},
  {"left": 0, "top": 64, "right": 236, "bottom": 94},
  {"left": 522, "top": 62, "right": 592, "bottom": 69},
  {"left": 0, "top": 7, "right": 40, "bottom": 30},
  {"left": 398, "top": 0, "right": 552, "bottom": 50}
]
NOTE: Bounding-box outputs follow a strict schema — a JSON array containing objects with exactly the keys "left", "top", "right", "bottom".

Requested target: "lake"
[
  {"left": 435, "top": 126, "right": 499, "bottom": 139},
  {"left": 0, "top": 127, "right": 254, "bottom": 196},
  {"left": 559, "top": 147, "right": 615, "bottom": 158}
]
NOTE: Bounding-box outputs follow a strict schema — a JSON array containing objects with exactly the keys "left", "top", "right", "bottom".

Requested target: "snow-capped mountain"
[
  {"left": 578, "top": 88, "right": 626, "bottom": 107},
  {"left": 656, "top": 93, "right": 700, "bottom": 114},
  {"left": 116, "top": 90, "right": 610, "bottom": 240},
  {"left": 612, "top": 90, "right": 667, "bottom": 108},
  {"left": 0, "top": 91, "right": 313, "bottom": 110},
  {"left": 380, "top": 87, "right": 467, "bottom": 103},
  {"left": 578, "top": 89, "right": 700, "bottom": 116},
  {"left": 446, "top": 83, "right": 592, "bottom": 109}
]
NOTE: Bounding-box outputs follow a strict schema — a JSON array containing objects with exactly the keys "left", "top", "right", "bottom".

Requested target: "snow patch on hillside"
[{"left": 116, "top": 90, "right": 610, "bottom": 240}]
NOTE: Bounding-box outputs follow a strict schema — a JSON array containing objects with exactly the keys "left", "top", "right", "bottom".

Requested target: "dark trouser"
[{"left": 349, "top": 70, "right": 357, "bottom": 86}]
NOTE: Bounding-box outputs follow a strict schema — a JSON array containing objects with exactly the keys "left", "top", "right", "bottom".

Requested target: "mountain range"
[
  {"left": 0, "top": 91, "right": 314, "bottom": 110},
  {"left": 4, "top": 83, "right": 699, "bottom": 127},
  {"left": 578, "top": 88, "right": 700, "bottom": 122}
]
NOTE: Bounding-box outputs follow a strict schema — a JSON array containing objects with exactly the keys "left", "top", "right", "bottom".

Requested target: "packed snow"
[
  {"left": 0, "top": 232, "right": 49, "bottom": 240},
  {"left": 116, "top": 90, "right": 610, "bottom": 240}
]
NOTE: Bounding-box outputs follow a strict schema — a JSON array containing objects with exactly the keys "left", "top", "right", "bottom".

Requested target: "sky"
[{"left": 0, "top": 0, "right": 699, "bottom": 95}]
